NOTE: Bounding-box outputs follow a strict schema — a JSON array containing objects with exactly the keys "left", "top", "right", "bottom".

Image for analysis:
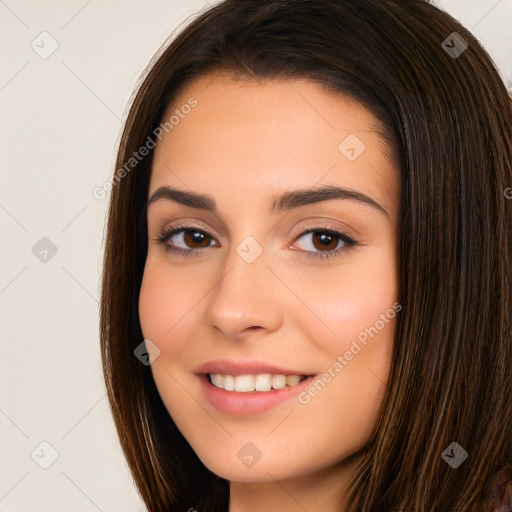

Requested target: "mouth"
[
  {"left": 197, "top": 371, "right": 317, "bottom": 415},
  {"left": 193, "top": 359, "right": 317, "bottom": 414},
  {"left": 205, "top": 373, "right": 312, "bottom": 392}
]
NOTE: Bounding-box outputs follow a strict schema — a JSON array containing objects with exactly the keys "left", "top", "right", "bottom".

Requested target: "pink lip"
[
  {"left": 193, "top": 358, "right": 313, "bottom": 376},
  {"left": 196, "top": 373, "right": 317, "bottom": 415}
]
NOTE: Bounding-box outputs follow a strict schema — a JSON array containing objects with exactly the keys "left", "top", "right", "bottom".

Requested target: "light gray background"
[{"left": 1, "top": 1, "right": 510, "bottom": 510}]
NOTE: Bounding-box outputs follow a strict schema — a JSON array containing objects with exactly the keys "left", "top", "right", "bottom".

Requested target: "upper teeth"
[{"left": 209, "top": 373, "right": 305, "bottom": 392}]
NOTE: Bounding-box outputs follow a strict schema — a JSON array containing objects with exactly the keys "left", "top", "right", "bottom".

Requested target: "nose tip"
[{"left": 202, "top": 251, "right": 282, "bottom": 341}]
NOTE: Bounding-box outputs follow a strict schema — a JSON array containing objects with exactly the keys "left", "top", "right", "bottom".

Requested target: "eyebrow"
[{"left": 147, "top": 184, "right": 388, "bottom": 217}]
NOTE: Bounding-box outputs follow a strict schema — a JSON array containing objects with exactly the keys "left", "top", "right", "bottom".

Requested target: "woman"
[{"left": 99, "top": 0, "right": 512, "bottom": 510}]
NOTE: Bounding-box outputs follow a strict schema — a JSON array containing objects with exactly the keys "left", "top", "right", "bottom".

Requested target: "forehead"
[
  {"left": 149, "top": 72, "right": 399, "bottom": 218},
  {"left": 159, "top": 73, "right": 391, "bottom": 147}
]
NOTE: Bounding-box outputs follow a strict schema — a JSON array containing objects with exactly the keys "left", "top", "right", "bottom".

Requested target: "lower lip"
[{"left": 197, "top": 374, "right": 316, "bottom": 415}]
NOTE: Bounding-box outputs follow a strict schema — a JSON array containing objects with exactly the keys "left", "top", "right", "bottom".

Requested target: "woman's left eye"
[
  {"left": 293, "top": 229, "right": 357, "bottom": 261},
  {"left": 154, "top": 225, "right": 357, "bottom": 261}
]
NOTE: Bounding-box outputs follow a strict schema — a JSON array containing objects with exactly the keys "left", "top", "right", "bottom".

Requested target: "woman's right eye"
[{"left": 155, "top": 226, "right": 219, "bottom": 257}]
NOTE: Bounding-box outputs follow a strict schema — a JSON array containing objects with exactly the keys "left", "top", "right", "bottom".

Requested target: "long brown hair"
[{"left": 99, "top": 0, "right": 512, "bottom": 510}]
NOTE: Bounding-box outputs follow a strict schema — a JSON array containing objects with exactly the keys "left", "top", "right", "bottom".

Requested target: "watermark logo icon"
[
  {"left": 31, "top": 32, "right": 59, "bottom": 59},
  {"left": 32, "top": 237, "right": 58, "bottom": 263},
  {"left": 134, "top": 339, "right": 161, "bottom": 366},
  {"left": 237, "top": 442, "right": 262, "bottom": 468},
  {"left": 236, "top": 236, "right": 263, "bottom": 264},
  {"left": 441, "top": 442, "right": 468, "bottom": 469},
  {"left": 31, "top": 441, "right": 59, "bottom": 469},
  {"left": 339, "top": 134, "right": 366, "bottom": 161},
  {"left": 442, "top": 32, "right": 468, "bottom": 59}
]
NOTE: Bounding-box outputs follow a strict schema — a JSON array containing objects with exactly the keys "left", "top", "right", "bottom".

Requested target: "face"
[{"left": 138, "top": 72, "right": 400, "bottom": 484}]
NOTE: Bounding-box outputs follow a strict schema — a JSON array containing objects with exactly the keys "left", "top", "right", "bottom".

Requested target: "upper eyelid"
[{"left": 160, "top": 222, "right": 222, "bottom": 242}]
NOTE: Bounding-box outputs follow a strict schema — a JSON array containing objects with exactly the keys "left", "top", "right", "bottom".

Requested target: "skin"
[{"left": 138, "top": 72, "right": 400, "bottom": 512}]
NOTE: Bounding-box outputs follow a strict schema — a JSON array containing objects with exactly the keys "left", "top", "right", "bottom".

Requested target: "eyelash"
[{"left": 153, "top": 223, "right": 358, "bottom": 261}]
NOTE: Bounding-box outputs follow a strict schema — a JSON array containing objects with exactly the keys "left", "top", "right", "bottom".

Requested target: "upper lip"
[{"left": 194, "top": 359, "right": 315, "bottom": 376}]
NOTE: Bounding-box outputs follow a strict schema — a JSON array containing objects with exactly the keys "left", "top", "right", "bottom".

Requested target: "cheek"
[
  {"left": 138, "top": 281, "right": 186, "bottom": 397},
  {"left": 284, "top": 248, "right": 397, "bottom": 431},
  {"left": 138, "top": 262, "right": 201, "bottom": 415},
  {"left": 138, "top": 266, "right": 171, "bottom": 342},
  {"left": 138, "top": 258, "right": 202, "bottom": 345},
  {"left": 293, "top": 311, "right": 395, "bottom": 462},
  {"left": 280, "top": 248, "right": 398, "bottom": 354}
]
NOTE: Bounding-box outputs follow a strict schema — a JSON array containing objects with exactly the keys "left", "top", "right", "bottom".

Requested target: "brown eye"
[
  {"left": 292, "top": 227, "right": 357, "bottom": 261},
  {"left": 296, "top": 229, "right": 352, "bottom": 253},
  {"left": 311, "top": 232, "right": 339, "bottom": 251},
  {"left": 182, "top": 230, "right": 211, "bottom": 248},
  {"left": 156, "top": 226, "right": 218, "bottom": 255}
]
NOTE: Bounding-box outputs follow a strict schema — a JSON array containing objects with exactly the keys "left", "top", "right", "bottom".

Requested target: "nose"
[{"left": 203, "top": 242, "right": 283, "bottom": 341}]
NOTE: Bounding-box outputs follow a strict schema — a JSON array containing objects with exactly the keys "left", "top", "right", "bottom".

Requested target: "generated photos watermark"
[
  {"left": 298, "top": 302, "right": 402, "bottom": 405},
  {"left": 93, "top": 97, "right": 198, "bottom": 200}
]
